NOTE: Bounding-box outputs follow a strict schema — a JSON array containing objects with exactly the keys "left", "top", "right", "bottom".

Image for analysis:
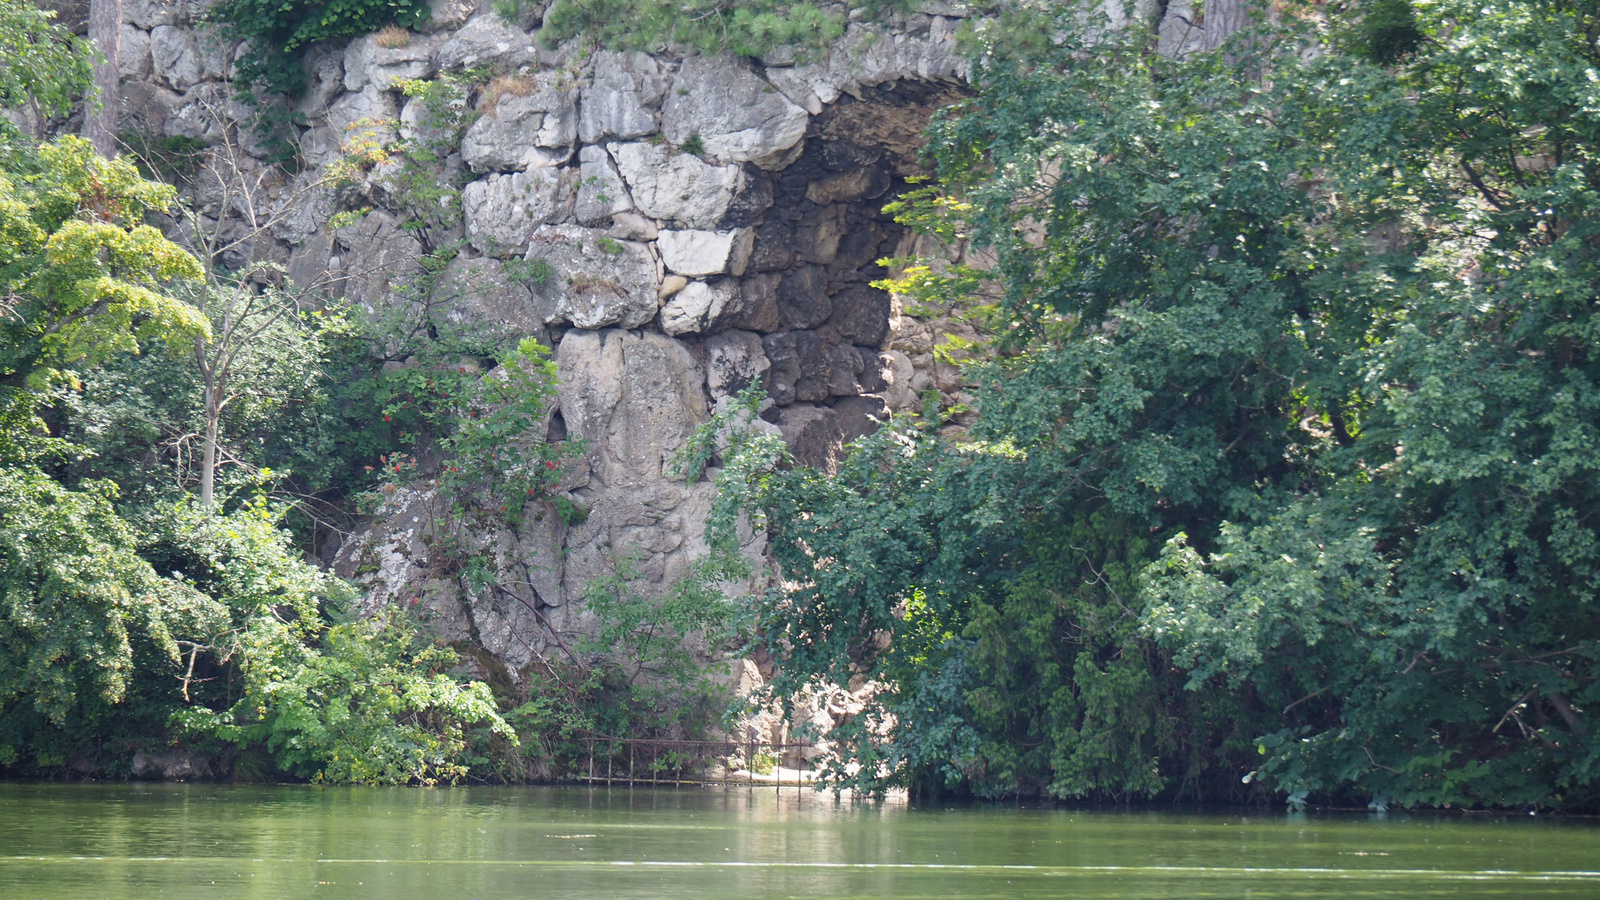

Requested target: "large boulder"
[
  {"left": 579, "top": 50, "right": 670, "bottom": 143},
  {"left": 524, "top": 225, "right": 658, "bottom": 330},
  {"left": 462, "top": 169, "right": 571, "bottom": 253},
  {"left": 166, "top": 82, "right": 242, "bottom": 143},
  {"left": 608, "top": 141, "right": 746, "bottom": 229},
  {"left": 832, "top": 394, "right": 890, "bottom": 443},
  {"left": 150, "top": 24, "right": 230, "bottom": 90},
  {"left": 426, "top": 0, "right": 477, "bottom": 31},
  {"left": 119, "top": 25, "right": 152, "bottom": 79},
  {"left": 556, "top": 329, "right": 707, "bottom": 488},
  {"left": 659, "top": 280, "right": 740, "bottom": 335},
  {"left": 765, "top": 19, "right": 968, "bottom": 114},
  {"left": 333, "top": 487, "right": 576, "bottom": 676},
  {"left": 763, "top": 330, "right": 833, "bottom": 405},
  {"left": 295, "top": 43, "right": 346, "bottom": 117},
  {"left": 437, "top": 14, "right": 537, "bottom": 69},
  {"left": 660, "top": 55, "right": 810, "bottom": 167},
  {"left": 704, "top": 329, "right": 771, "bottom": 400},
  {"left": 120, "top": 81, "right": 183, "bottom": 137},
  {"left": 343, "top": 32, "right": 438, "bottom": 92},
  {"left": 462, "top": 76, "right": 578, "bottom": 172},
  {"left": 825, "top": 284, "right": 893, "bottom": 347},
  {"left": 124, "top": 0, "right": 175, "bottom": 28},
  {"left": 656, "top": 228, "right": 753, "bottom": 277},
  {"left": 326, "top": 84, "right": 400, "bottom": 144},
  {"left": 774, "top": 403, "right": 844, "bottom": 470},
  {"left": 777, "top": 265, "right": 833, "bottom": 330}
]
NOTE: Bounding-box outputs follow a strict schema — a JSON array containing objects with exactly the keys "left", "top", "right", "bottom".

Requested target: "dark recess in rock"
[{"left": 702, "top": 79, "right": 970, "bottom": 459}]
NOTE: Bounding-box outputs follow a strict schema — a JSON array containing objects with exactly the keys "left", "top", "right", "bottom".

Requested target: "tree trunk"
[
  {"left": 196, "top": 335, "right": 218, "bottom": 509},
  {"left": 85, "top": 0, "right": 121, "bottom": 157}
]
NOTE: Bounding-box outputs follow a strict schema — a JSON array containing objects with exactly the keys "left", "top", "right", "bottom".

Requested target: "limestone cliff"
[{"left": 84, "top": 0, "right": 994, "bottom": 698}]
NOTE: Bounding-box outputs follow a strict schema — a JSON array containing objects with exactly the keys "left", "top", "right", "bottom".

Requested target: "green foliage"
[
  {"left": 504, "top": 256, "right": 554, "bottom": 286},
  {"left": 356, "top": 336, "right": 580, "bottom": 525},
  {"left": 0, "top": 136, "right": 208, "bottom": 389},
  {"left": 580, "top": 552, "right": 744, "bottom": 709},
  {"left": 128, "top": 497, "right": 506, "bottom": 784},
  {"left": 0, "top": 470, "right": 195, "bottom": 748},
  {"left": 210, "top": 0, "right": 431, "bottom": 98},
  {"left": 495, "top": 551, "right": 746, "bottom": 779},
  {"left": 717, "top": 0, "right": 1600, "bottom": 809},
  {"left": 0, "top": 35, "right": 517, "bottom": 788},
  {"left": 180, "top": 607, "right": 513, "bottom": 785},
  {"left": 378, "top": 75, "right": 482, "bottom": 246},
  {"left": 541, "top": 0, "right": 848, "bottom": 59},
  {"left": 119, "top": 131, "right": 211, "bottom": 181},
  {"left": 0, "top": 0, "right": 92, "bottom": 120}
]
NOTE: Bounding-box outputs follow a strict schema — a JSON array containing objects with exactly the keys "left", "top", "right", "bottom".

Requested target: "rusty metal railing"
[{"left": 570, "top": 732, "right": 819, "bottom": 798}]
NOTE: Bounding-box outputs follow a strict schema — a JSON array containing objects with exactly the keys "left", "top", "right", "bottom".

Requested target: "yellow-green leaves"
[{"left": 1, "top": 136, "right": 208, "bottom": 385}]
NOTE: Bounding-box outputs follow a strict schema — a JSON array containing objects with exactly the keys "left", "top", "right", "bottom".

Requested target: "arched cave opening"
[{"left": 702, "top": 79, "right": 971, "bottom": 468}]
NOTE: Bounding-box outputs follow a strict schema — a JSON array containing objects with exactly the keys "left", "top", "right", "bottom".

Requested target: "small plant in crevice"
[
  {"left": 373, "top": 23, "right": 412, "bottom": 48},
  {"left": 678, "top": 133, "right": 705, "bottom": 156},
  {"left": 479, "top": 74, "right": 534, "bottom": 113},
  {"left": 505, "top": 256, "right": 555, "bottom": 286}
]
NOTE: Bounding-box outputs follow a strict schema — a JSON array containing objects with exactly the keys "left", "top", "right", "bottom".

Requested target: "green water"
[{"left": 1, "top": 784, "right": 1596, "bottom": 899}]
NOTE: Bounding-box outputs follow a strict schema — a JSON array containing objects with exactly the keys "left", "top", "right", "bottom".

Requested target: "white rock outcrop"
[
  {"left": 608, "top": 141, "right": 746, "bottom": 228},
  {"left": 660, "top": 280, "right": 745, "bottom": 335},
  {"left": 436, "top": 14, "right": 537, "bottom": 69},
  {"left": 524, "top": 225, "right": 658, "bottom": 330},
  {"left": 579, "top": 50, "right": 670, "bottom": 143},
  {"left": 660, "top": 55, "right": 810, "bottom": 167},
  {"left": 462, "top": 77, "right": 579, "bottom": 172},
  {"left": 656, "top": 228, "right": 754, "bottom": 277},
  {"left": 462, "top": 169, "right": 570, "bottom": 252}
]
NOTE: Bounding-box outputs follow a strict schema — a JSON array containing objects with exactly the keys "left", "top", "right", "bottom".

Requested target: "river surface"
[{"left": 1, "top": 783, "right": 1597, "bottom": 899}]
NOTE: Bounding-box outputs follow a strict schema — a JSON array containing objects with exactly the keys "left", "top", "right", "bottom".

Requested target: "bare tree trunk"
[
  {"left": 85, "top": 0, "right": 121, "bottom": 157},
  {"left": 196, "top": 333, "right": 218, "bottom": 509}
]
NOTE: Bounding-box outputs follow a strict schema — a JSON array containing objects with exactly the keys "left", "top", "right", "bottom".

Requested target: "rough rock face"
[
  {"left": 660, "top": 56, "right": 810, "bottom": 167},
  {"left": 525, "top": 225, "right": 658, "bottom": 330},
  {"left": 462, "top": 168, "right": 570, "bottom": 251},
  {"left": 462, "top": 77, "right": 579, "bottom": 172},
  {"left": 580, "top": 50, "right": 669, "bottom": 142},
  {"left": 124, "top": 2, "right": 991, "bottom": 685},
  {"left": 608, "top": 141, "right": 746, "bottom": 228}
]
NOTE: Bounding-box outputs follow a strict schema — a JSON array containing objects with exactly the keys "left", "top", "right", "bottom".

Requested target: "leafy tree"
[
  {"left": 209, "top": 0, "right": 430, "bottom": 98},
  {"left": 0, "top": 468, "right": 218, "bottom": 769},
  {"left": 156, "top": 495, "right": 512, "bottom": 785},
  {"left": 0, "top": 136, "right": 208, "bottom": 392},
  {"left": 714, "top": 0, "right": 1600, "bottom": 809},
  {"left": 0, "top": 87, "right": 511, "bottom": 782},
  {"left": 0, "top": 0, "right": 93, "bottom": 133}
]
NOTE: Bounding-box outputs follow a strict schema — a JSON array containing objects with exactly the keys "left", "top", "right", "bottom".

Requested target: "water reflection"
[{"left": 1, "top": 783, "right": 1596, "bottom": 899}]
